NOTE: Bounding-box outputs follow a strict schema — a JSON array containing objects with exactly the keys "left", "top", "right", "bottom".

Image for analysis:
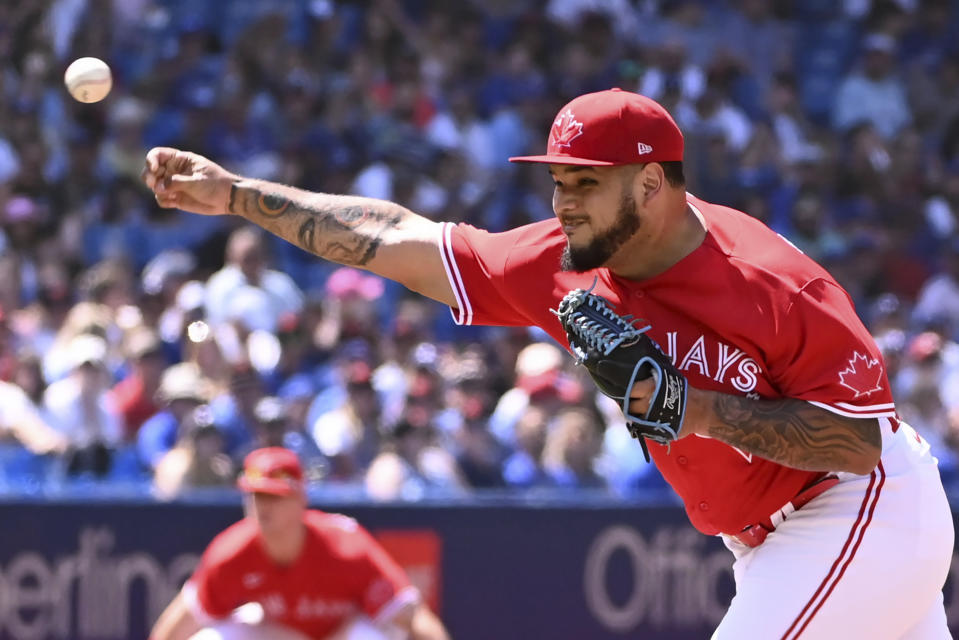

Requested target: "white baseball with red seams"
[
  {"left": 64, "top": 57, "right": 112, "bottom": 103},
  {"left": 438, "top": 191, "right": 955, "bottom": 638}
]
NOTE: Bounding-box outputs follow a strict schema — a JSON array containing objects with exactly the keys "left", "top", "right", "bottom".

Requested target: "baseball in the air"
[{"left": 64, "top": 57, "right": 112, "bottom": 103}]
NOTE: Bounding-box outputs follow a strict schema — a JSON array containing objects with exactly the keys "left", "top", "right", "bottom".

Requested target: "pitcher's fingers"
[
  {"left": 146, "top": 147, "right": 180, "bottom": 173},
  {"left": 168, "top": 150, "right": 196, "bottom": 175},
  {"left": 168, "top": 173, "right": 202, "bottom": 184},
  {"left": 154, "top": 191, "right": 179, "bottom": 208},
  {"left": 145, "top": 147, "right": 165, "bottom": 173},
  {"left": 162, "top": 171, "right": 198, "bottom": 192},
  {"left": 141, "top": 165, "right": 156, "bottom": 190},
  {"left": 142, "top": 156, "right": 165, "bottom": 191},
  {"left": 628, "top": 376, "right": 656, "bottom": 399}
]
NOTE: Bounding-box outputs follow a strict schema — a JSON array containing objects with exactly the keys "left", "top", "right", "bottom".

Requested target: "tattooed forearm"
[
  {"left": 229, "top": 186, "right": 291, "bottom": 218},
  {"left": 297, "top": 217, "right": 316, "bottom": 253},
  {"left": 228, "top": 181, "right": 404, "bottom": 267},
  {"left": 703, "top": 394, "right": 881, "bottom": 474},
  {"left": 309, "top": 204, "right": 399, "bottom": 265}
]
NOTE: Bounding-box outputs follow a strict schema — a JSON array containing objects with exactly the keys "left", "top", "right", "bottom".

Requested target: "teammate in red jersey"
[
  {"left": 149, "top": 447, "right": 449, "bottom": 640},
  {"left": 143, "top": 88, "right": 954, "bottom": 638}
]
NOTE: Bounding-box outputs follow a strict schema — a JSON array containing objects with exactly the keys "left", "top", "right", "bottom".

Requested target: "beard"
[{"left": 560, "top": 192, "right": 641, "bottom": 272}]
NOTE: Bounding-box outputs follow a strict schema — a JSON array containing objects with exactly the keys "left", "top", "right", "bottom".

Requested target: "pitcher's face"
[{"left": 550, "top": 165, "right": 641, "bottom": 272}]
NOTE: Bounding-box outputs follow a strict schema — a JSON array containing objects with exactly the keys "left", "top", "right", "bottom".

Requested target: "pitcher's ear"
[{"left": 639, "top": 163, "right": 664, "bottom": 200}]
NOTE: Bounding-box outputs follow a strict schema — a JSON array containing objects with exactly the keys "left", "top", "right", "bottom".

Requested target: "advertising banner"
[{"left": 0, "top": 499, "right": 954, "bottom": 639}]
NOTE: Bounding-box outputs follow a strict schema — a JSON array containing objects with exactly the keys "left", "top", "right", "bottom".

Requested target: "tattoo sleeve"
[
  {"left": 704, "top": 394, "right": 881, "bottom": 473},
  {"left": 227, "top": 180, "right": 405, "bottom": 267}
]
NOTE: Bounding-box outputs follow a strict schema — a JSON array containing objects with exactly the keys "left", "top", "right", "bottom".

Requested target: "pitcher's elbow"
[{"left": 846, "top": 448, "right": 881, "bottom": 475}]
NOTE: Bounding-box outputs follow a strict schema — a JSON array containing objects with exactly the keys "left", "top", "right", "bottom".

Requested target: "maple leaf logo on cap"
[
  {"left": 550, "top": 109, "right": 584, "bottom": 149},
  {"left": 838, "top": 352, "right": 884, "bottom": 399}
]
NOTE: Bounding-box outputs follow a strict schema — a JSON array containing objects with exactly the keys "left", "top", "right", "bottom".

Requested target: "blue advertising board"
[{"left": 0, "top": 495, "right": 955, "bottom": 639}]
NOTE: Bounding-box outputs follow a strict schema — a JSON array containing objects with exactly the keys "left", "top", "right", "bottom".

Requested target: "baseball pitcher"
[{"left": 142, "top": 89, "right": 954, "bottom": 639}]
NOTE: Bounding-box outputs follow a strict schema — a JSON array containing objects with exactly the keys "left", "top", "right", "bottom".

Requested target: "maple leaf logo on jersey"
[
  {"left": 838, "top": 352, "right": 884, "bottom": 398},
  {"left": 550, "top": 109, "right": 584, "bottom": 150}
]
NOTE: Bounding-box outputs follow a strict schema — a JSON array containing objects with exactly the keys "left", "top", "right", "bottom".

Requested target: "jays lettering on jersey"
[
  {"left": 438, "top": 194, "right": 896, "bottom": 536},
  {"left": 182, "top": 511, "right": 418, "bottom": 638}
]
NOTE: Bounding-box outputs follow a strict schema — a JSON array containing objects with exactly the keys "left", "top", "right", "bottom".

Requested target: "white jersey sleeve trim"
[
  {"left": 834, "top": 401, "right": 896, "bottom": 411},
  {"left": 371, "top": 585, "right": 422, "bottom": 626},
  {"left": 181, "top": 579, "right": 217, "bottom": 626},
  {"left": 807, "top": 400, "right": 897, "bottom": 419},
  {"left": 438, "top": 222, "right": 473, "bottom": 326}
]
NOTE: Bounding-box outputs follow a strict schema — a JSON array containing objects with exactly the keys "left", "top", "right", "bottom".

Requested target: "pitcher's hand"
[
  {"left": 627, "top": 377, "right": 655, "bottom": 417},
  {"left": 141, "top": 147, "right": 238, "bottom": 215},
  {"left": 629, "top": 377, "right": 704, "bottom": 439}
]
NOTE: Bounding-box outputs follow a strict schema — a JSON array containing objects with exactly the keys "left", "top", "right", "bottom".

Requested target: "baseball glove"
[{"left": 553, "top": 283, "right": 688, "bottom": 461}]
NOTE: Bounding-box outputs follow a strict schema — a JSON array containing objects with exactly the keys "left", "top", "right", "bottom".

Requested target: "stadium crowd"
[{"left": 1, "top": 0, "right": 959, "bottom": 500}]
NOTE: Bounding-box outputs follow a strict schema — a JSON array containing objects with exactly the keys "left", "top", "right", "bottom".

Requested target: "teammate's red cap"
[
  {"left": 238, "top": 447, "right": 304, "bottom": 496},
  {"left": 509, "top": 88, "right": 684, "bottom": 166}
]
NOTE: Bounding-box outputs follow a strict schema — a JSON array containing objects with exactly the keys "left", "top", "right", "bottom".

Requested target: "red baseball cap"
[
  {"left": 509, "top": 88, "right": 684, "bottom": 166},
  {"left": 238, "top": 447, "right": 304, "bottom": 496}
]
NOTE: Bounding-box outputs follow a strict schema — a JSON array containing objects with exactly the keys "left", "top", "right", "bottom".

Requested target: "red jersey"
[
  {"left": 183, "top": 510, "right": 418, "bottom": 638},
  {"left": 439, "top": 194, "right": 896, "bottom": 536},
  {"left": 110, "top": 374, "right": 159, "bottom": 439}
]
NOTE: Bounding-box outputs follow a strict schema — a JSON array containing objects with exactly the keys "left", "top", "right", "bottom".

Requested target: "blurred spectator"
[
  {"left": 43, "top": 334, "right": 123, "bottom": 476},
  {"left": 208, "top": 364, "right": 263, "bottom": 458},
  {"left": 10, "top": 350, "right": 47, "bottom": 409},
  {"left": 425, "top": 84, "right": 496, "bottom": 175},
  {"left": 205, "top": 227, "right": 304, "bottom": 331},
  {"left": 443, "top": 356, "right": 504, "bottom": 488},
  {"left": 638, "top": 39, "right": 705, "bottom": 105},
  {"left": 365, "top": 417, "right": 464, "bottom": 501},
  {"left": 912, "top": 239, "right": 959, "bottom": 338},
  {"left": 373, "top": 303, "right": 442, "bottom": 425},
  {"left": 682, "top": 65, "right": 754, "bottom": 155},
  {"left": 306, "top": 337, "right": 379, "bottom": 424},
  {"left": 0, "top": 377, "right": 67, "bottom": 456},
  {"left": 0, "top": 195, "right": 47, "bottom": 295},
  {"left": 833, "top": 34, "right": 912, "bottom": 140},
  {"left": 598, "top": 389, "right": 669, "bottom": 496},
  {"left": 244, "top": 395, "right": 322, "bottom": 476},
  {"left": 838, "top": 122, "right": 893, "bottom": 203},
  {"left": 502, "top": 405, "right": 553, "bottom": 489},
  {"left": 543, "top": 407, "right": 606, "bottom": 490},
  {"left": 921, "top": 164, "right": 959, "bottom": 241},
  {"left": 42, "top": 301, "right": 114, "bottom": 384},
  {"left": 180, "top": 313, "right": 234, "bottom": 383},
  {"left": 319, "top": 266, "right": 385, "bottom": 344},
  {"left": 876, "top": 327, "right": 909, "bottom": 391},
  {"left": 489, "top": 341, "right": 582, "bottom": 447},
  {"left": 143, "top": 249, "right": 198, "bottom": 337},
  {"left": 767, "top": 72, "right": 821, "bottom": 167},
  {"left": 721, "top": 0, "right": 795, "bottom": 99},
  {"left": 100, "top": 97, "right": 151, "bottom": 182},
  {"left": 166, "top": 282, "right": 206, "bottom": 337},
  {"left": 249, "top": 396, "right": 292, "bottom": 451},
  {"left": 366, "top": 354, "right": 463, "bottom": 500},
  {"left": 895, "top": 332, "right": 959, "bottom": 475},
  {"left": 153, "top": 404, "right": 235, "bottom": 499},
  {"left": 311, "top": 359, "right": 384, "bottom": 483},
  {"left": 546, "top": 0, "right": 639, "bottom": 42},
  {"left": 780, "top": 191, "right": 846, "bottom": 263},
  {"left": 77, "top": 258, "right": 135, "bottom": 311},
  {"left": 137, "top": 362, "right": 212, "bottom": 470},
  {"left": 110, "top": 326, "right": 166, "bottom": 440}
]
